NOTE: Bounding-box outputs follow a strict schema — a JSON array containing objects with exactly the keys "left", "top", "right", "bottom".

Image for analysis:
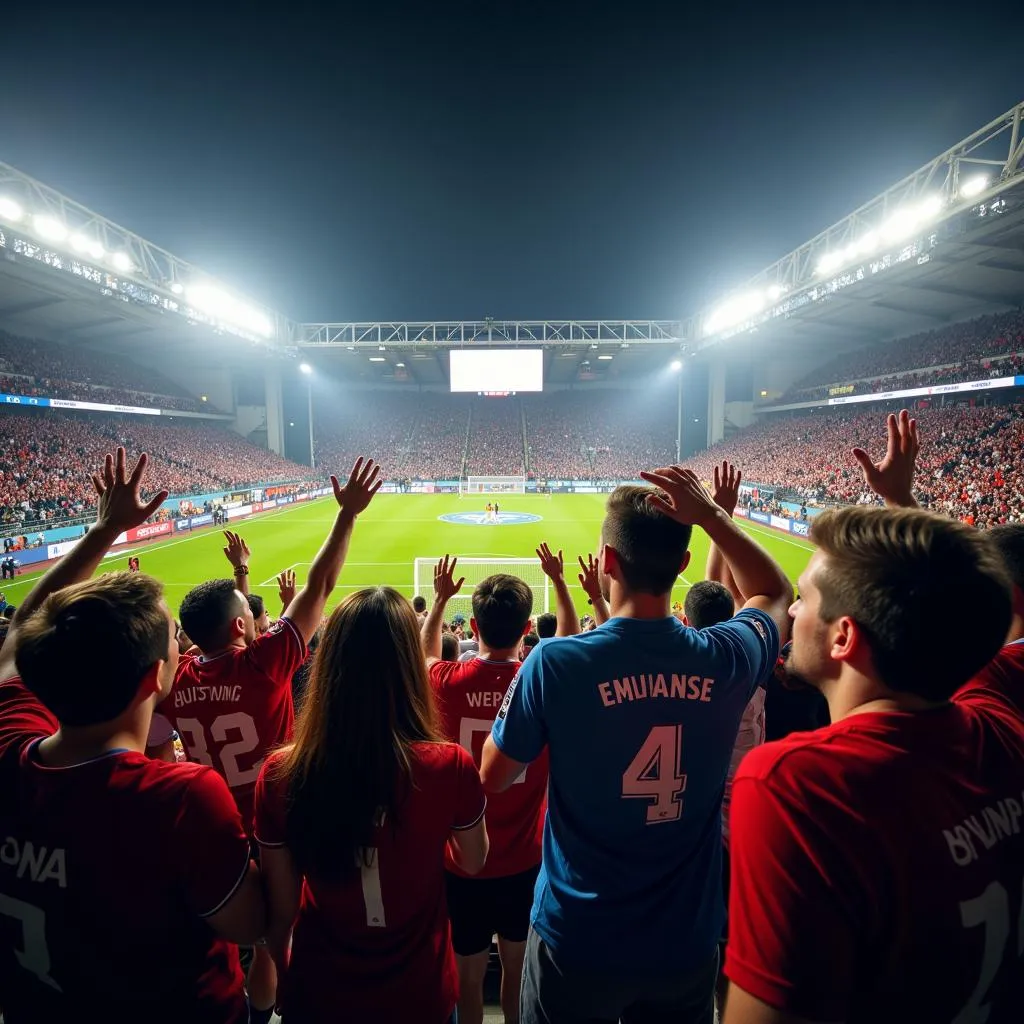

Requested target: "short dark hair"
[
  {"left": 811, "top": 507, "right": 1010, "bottom": 700},
  {"left": 180, "top": 579, "right": 245, "bottom": 652},
  {"left": 535, "top": 612, "right": 557, "bottom": 639},
  {"left": 988, "top": 524, "right": 1024, "bottom": 591},
  {"left": 684, "top": 581, "right": 735, "bottom": 629},
  {"left": 522, "top": 632, "right": 540, "bottom": 650},
  {"left": 412, "top": 595, "right": 427, "bottom": 613},
  {"left": 472, "top": 574, "right": 533, "bottom": 649},
  {"left": 247, "top": 594, "right": 266, "bottom": 619},
  {"left": 16, "top": 573, "right": 169, "bottom": 726},
  {"left": 441, "top": 632, "right": 460, "bottom": 661},
  {"left": 602, "top": 486, "right": 693, "bottom": 595},
  {"left": 1, "top": 604, "right": 16, "bottom": 619}
]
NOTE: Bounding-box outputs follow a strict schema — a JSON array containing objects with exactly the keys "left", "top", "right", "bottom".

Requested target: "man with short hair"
[
  {"left": 423, "top": 544, "right": 577, "bottom": 1024},
  {"left": 483, "top": 473, "right": 790, "bottom": 1024},
  {"left": 724, "top": 411, "right": 1024, "bottom": 1023},
  {"left": 247, "top": 594, "right": 270, "bottom": 634},
  {"left": 683, "top": 580, "right": 735, "bottom": 631},
  {"left": 156, "top": 457, "right": 381, "bottom": 1022},
  {"left": 412, "top": 594, "right": 428, "bottom": 621},
  {"left": 534, "top": 612, "right": 557, "bottom": 640},
  {"left": 0, "top": 448, "right": 266, "bottom": 1022}
]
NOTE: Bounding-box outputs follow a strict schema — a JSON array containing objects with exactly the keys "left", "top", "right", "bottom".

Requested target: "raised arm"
[
  {"left": 641, "top": 466, "right": 792, "bottom": 637},
  {"left": 537, "top": 543, "right": 580, "bottom": 637},
  {"left": 277, "top": 569, "right": 296, "bottom": 618},
  {"left": 0, "top": 448, "right": 168, "bottom": 680},
  {"left": 284, "top": 458, "right": 381, "bottom": 643},
  {"left": 705, "top": 461, "right": 743, "bottom": 609},
  {"left": 577, "top": 553, "right": 610, "bottom": 626},
  {"left": 851, "top": 409, "right": 920, "bottom": 509},
  {"left": 222, "top": 531, "right": 251, "bottom": 597},
  {"left": 422, "top": 554, "right": 465, "bottom": 668}
]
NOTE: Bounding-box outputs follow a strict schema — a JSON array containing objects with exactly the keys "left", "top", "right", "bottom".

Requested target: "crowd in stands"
[
  {"left": 0, "top": 408, "right": 315, "bottom": 527},
  {"left": 780, "top": 307, "right": 1024, "bottom": 401},
  {"left": 0, "top": 330, "right": 220, "bottom": 412},
  {"left": 690, "top": 401, "right": 1024, "bottom": 527},
  {"left": 464, "top": 398, "right": 524, "bottom": 476}
]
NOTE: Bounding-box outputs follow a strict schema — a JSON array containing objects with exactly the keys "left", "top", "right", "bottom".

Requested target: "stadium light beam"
[
  {"left": 670, "top": 359, "right": 683, "bottom": 371},
  {"left": 0, "top": 198, "right": 23, "bottom": 222},
  {"left": 110, "top": 252, "right": 134, "bottom": 273},
  {"left": 960, "top": 174, "right": 988, "bottom": 199},
  {"left": 33, "top": 215, "right": 67, "bottom": 242},
  {"left": 299, "top": 362, "right": 312, "bottom": 374}
]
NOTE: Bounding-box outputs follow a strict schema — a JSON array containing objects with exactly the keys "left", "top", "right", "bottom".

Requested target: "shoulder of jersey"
[{"left": 734, "top": 728, "right": 837, "bottom": 785}]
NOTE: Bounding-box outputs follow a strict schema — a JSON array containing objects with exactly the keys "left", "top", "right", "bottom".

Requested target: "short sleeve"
[
  {"left": 705, "top": 609, "right": 780, "bottom": 697},
  {"left": 451, "top": 744, "right": 486, "bottom": 831},
  {"left": 174, "top": 768, "right": 252, "bottom": 918},
  {"left": 490, "top": 650, "right": 546, "bottom": 765},
  {"left": 253, "top": 754, "right": 289, "bottom": 848},
  {"left": 147, "top": 712, "right": 175, "bottom": 748},
  {"left": 429, "top": 659, "right": 458, "bottom": 694},
  {"left": 247, "top": 617, "right": 307, "bottom": 684},
  {"left": 724, "top": 772, "right": 862, "bottom": 1019},
  {"left": 0, "top": 680, "right": 58, "bottom": 759}
]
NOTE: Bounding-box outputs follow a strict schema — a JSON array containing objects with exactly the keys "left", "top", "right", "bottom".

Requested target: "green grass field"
[{"left": 2, "top": 494, "right": 815, "bottom": 618}]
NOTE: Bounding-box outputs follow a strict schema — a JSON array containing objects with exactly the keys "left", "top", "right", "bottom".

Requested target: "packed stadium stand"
[
  {"left": 0, "top": 329, "right": 218, "bottom": 412},
  {"left": 0, "top": 408, "right": 316, "bottom": 527},
  {"left": 778, "top": 307, "right": 1024, "bottom": 403}
]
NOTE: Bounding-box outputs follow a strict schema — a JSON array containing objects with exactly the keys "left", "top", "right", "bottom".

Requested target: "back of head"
[
  {"left": 603, "top": 486, "right": 693, "bottom": 594},
  {"left": 440, "top": 632, "right": 460, "bottom": 661},
  {"left": 282, "top": 586, "right": 439, "bottom": 877},
  {"left": 247, "top": 593, "right": 265, "bottom": 619},
  {"left": 684, "top": 580, "right": 735, "bottom": 629},
  {"left": 535, "top": 612, "right": 557, "bottom": 639},
  {"left": 472, "top": 574, "right": 533, "bottom": 649},
  {"left": 16, "top": 573, "right": 170, "bottom": 726},
  {"left": 180, "top": 579, "right": 244, "bottom": 652},
  {"left": 988, "top": 524, "right": 1024, "bottom": 593},
  {"left": 412, "top": 595, "right": 427, "bottom": 614},
  {"left": 810, "top": 506, "right": 1011, "bottom": 700}
]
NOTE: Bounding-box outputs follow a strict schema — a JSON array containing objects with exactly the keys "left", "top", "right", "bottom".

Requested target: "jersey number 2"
[
  {"left": 176, "top": 713, "right": 262, "bottom": 788},
  {"left": 621, "top": 725, "right": 686, "bottom": 824},
  {"left": 0, "top": 894, "right": 61, "bottom": 991}
]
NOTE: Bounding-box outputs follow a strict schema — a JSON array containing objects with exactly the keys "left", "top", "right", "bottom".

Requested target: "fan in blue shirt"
[{"left": 482, "top": 465, "right": 790, "bottom": 1022}]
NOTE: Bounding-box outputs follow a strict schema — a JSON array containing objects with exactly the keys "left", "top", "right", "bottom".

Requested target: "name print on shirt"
[
  {"left": 598, "top": 673, "right": 715, "bottom": 708},
  {"left": 174, "top": 685, "right": 243, "bottom": 708}
]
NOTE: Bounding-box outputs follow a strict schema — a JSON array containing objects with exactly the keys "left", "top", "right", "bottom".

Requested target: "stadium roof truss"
[{"left": 695, "top": 99, "right": 1024, "bottom": 352}]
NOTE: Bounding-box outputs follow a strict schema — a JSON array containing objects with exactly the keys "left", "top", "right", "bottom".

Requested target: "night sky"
[{"left": 3, "top": 1, "right": 1022, "bottom": 323}]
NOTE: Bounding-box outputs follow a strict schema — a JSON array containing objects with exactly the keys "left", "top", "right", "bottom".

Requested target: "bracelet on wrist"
[{"left": 233, "top": 565, "right": 250, "bottom": 576}]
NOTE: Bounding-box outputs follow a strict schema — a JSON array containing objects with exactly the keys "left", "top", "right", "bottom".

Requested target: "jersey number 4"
[
  {"left": 176, "top": 713, "right": 262, "bottom": 788},
  {"left": 621, "top": 725, "right": 686, "bottom": 825}
]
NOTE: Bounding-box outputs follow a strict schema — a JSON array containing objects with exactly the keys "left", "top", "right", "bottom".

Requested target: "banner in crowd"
[
  {"left": 1, "top": 392, "right": 161, "bottom": 415},
  {"left": 828, "top": 374, "right": 1024, "bottom": 406}
]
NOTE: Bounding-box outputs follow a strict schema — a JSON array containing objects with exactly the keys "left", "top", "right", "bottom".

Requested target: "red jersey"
[
  {"left": 725, "top": 680, "right": 1024, "bottom": 1023},
  {"left": 0, "top": 680, "right": 249, "bottom": 1024},
  {"left": 254, "top": 742, "right": 485, "bottom": 1023},
  {"left": 430, "top": 657, "right": 547, "bottom": 878},
  {"left": 160, "top": 616, "right": 305, "bottom": 830},
  {"left": 960, "top": 638, "right": 1024, "bottom": 714}
]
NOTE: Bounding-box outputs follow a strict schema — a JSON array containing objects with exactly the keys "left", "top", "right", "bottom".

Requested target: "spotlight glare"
[
  {"left": 33, "top": 215, "right": 68, "bottom": 242},
  {"left": 0, "top": 198, "right": 24, "bottom": 222},
  {"left": 299, "top": 362, "right": 312, "bottom": 374},
  {"left": 110, "top": 251, "right": 133, "bottom": 272},
  {"left": 960, "top": 174, "right": 988, "bottom": 199},
  {"left": 670, "top": 359, "right": 683, "bottom": 371}
]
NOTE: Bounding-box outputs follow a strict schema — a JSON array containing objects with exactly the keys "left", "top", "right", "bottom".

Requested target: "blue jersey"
[{"left": 491, "top": 609, "right": 779, "bottom": 972}]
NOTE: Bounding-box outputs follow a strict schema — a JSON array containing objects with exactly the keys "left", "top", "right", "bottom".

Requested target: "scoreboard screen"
[{"left": 449, "top": 349, "right": 543, "bottom": 393}]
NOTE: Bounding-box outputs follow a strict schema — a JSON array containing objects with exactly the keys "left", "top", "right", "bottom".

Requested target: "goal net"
[
  {"left": 459, "top": 475, "right": 527, "bottom": 496},
  {"left": 413, "top": 557, "right": 551, "bottom": 615}
]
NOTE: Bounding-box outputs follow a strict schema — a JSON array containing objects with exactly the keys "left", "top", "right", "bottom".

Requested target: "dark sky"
[{"left": 3, "top": 1, "right": 1022, "bottom": 323}]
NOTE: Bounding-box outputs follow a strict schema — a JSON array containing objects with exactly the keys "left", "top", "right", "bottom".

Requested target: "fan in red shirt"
[
  {"left": 154, "top": 459, "right": 381, "bottom": 1021},
  {"left": 254, "top": 585, "right": 489, "bottom": 1024},
  {"left": 724, "top": 411, "right": 1024, "bottom": 1024},
  {"left": 422, "top": 545, "right": 575, "bottom": 1024},
  {"left": 0, "top": 448, "right": 266, "bottom": 1024}
]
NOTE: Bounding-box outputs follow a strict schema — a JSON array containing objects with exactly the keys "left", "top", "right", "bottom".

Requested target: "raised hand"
[
  {"left": 277, "top": 569, "right": 297, "bottom": 608},
  {"left": 433, "top": 554, "right": 465, "bottom": 604},
  {"left": 536, "top": 542, "right": 565, "bottom": 582},
  {"left": 712, "top": 460, "right": 742, "bottom": 517},
  {"left": 639, "top": 465, "right": 720, "bottom": 528},
  {"left": 331, "top": 457, "right": 382, "bottom": 516},
  {"left": 577, "top": 553, "right": 601, "bottom": 598},
  {"left": 222, "top": 531, "right": 251, "bottom": 569},
  {"left": 92, "top": 448, "right": 169, "bottom": 534},
  {"left": 851, "top": 409, "right": 920, "bottom": 508}
]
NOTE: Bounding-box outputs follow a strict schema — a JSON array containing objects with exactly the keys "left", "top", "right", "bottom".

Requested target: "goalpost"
[
  {"left": 458, "top": 475, "right": 527, "bottom": 497},
  {"left": 413, "top": 557, "right": 551, "bottom": 614}
]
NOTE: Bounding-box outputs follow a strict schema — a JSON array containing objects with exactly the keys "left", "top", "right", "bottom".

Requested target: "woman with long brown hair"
[{"left": 254, "top": 585, "right": 489, "bottom": 1023}]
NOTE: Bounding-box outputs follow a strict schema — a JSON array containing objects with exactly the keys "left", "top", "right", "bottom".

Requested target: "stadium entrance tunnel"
[{"left": 438, "top": 512, "right": 543, "bottom": 526}]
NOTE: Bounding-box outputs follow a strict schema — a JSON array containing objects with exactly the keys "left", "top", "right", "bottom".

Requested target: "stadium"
[{"left": 1, "top": 73, "right": 1024, "bottom": 1024}]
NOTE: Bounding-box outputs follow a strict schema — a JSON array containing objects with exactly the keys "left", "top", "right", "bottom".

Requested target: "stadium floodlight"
[
  {"left": 395, "top": 362, "right": 406, "bottom": 367},
  {"left": 598, "top": 354, "right": 613, "bottom": 360},
  {"left": 670, "top": 359, "right": 683, "bottom": 371},
  {"left": 185, "top": 282, "right": 274, "bottom": 338},
  {"left": 110, "top": 251, "right": 134, "bottom": 272},
  {"left": 70, "top": 233, "right": 105, "bottom": 260},
  {"left": 704, "top": 290, "right": 768, "bottom": 335},
  {"left": 170, "top": 282, "right": 184, "bottom": 295},
  {"left": 960, "top": 173, "right": 988, "bottom": 199},
  {"left": 0, "top": 197, "right": 23, "bottom": 222},
  {"left": 766, "top": 283, "right": 786, "bottom": 300},
  {"left": 299, "top": 362, "right": 312, "bottom": 374},
  {"left": 33, "top": 215, "right": 68, "bottom": 242},
  {"left": 369, "top": 356, "right": 386, "bottom": 362}
]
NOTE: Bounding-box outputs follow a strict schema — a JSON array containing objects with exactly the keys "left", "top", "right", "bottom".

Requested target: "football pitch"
[{"left": 3, "top": 494, "right": 815, "bottom": 618}]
